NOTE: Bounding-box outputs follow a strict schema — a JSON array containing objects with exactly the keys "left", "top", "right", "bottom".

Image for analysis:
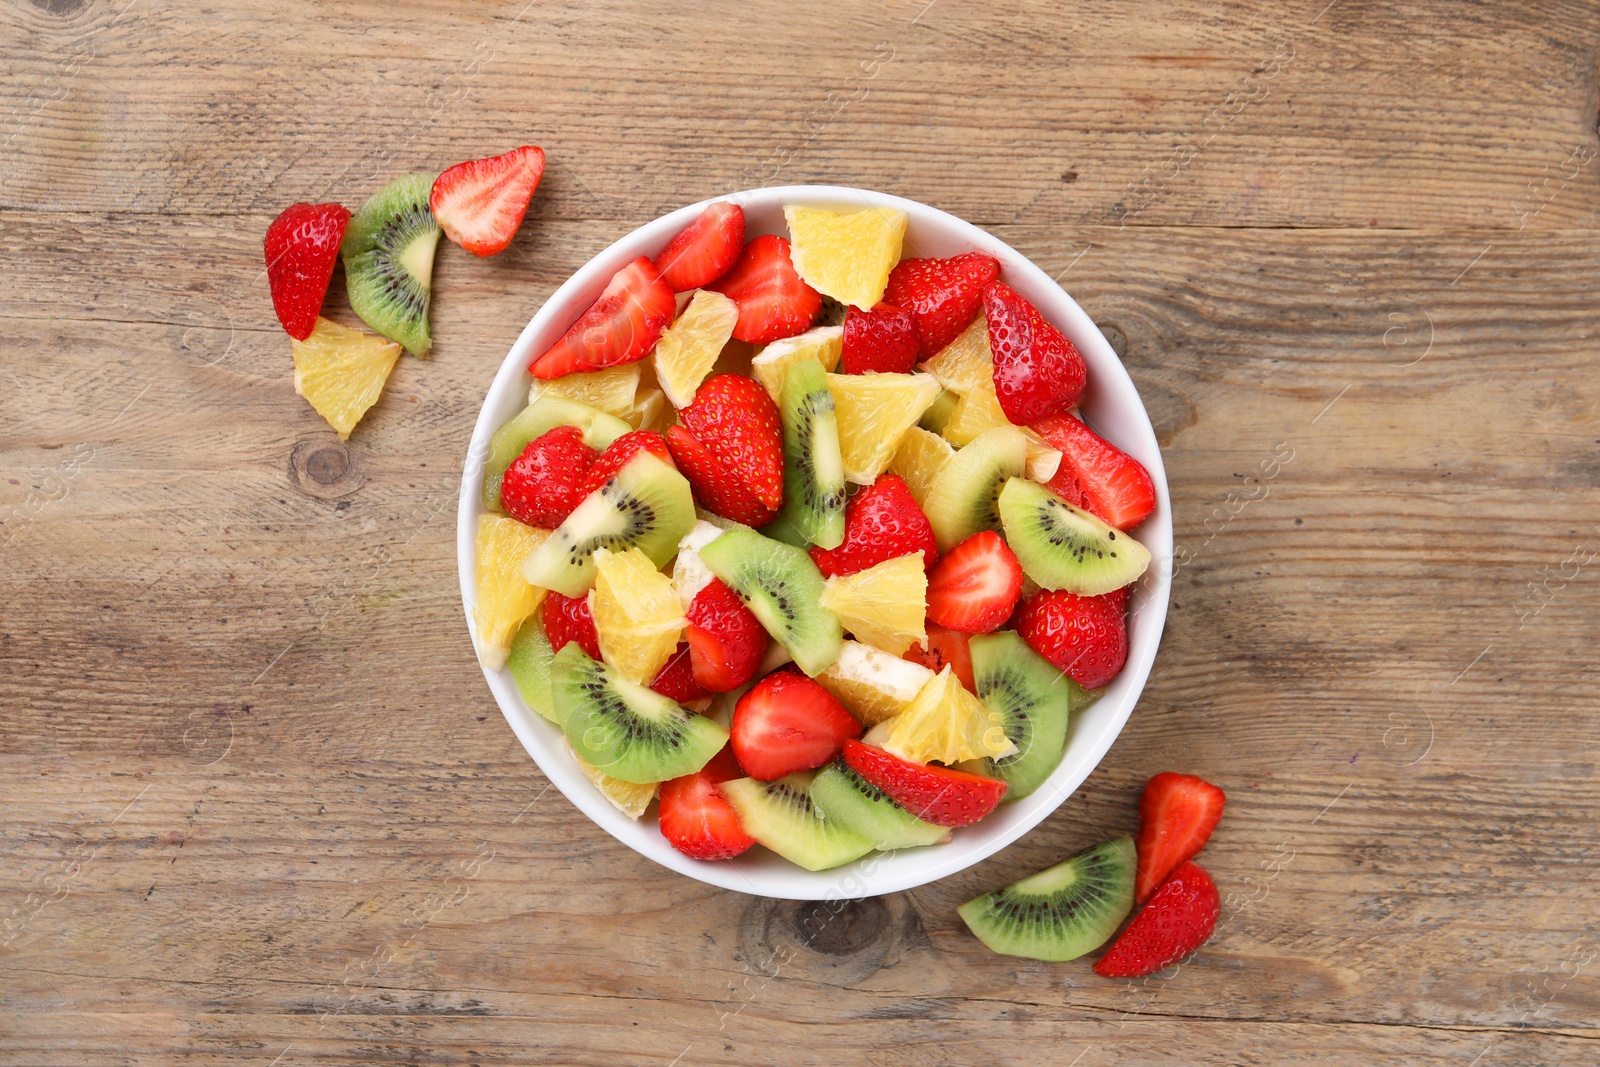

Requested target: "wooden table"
[{"left": 4, "top": 1, "right": 1597, "bottom": 1063}]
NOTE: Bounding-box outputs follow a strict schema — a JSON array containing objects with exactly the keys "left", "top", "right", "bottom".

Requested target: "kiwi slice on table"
[
  {"left": 342, "top": 173, "right": 442, "bottom": 356},
  {"left": 958, "top": 836, "right": 1136, "bottom": 962},
  {"left": 522, "top": 451, "right": 695, "bottom": 598},
  {"left": 506, "top": 613, "right": 558, "bottom": 725},
  {"left": 810, "top": 758, "right": 950, "bottom": 851},
  {"left": 718, "top": 772, "right": 874, "bottom": 871},
  {"left": 483, "top": 396, "right": 631, "bottom": 511},
  {"left": 697, "top": 527, "right": 843, "bottom": 677},
  {"left": 962, "top": 631, "right": 1084, "bottom": 799},
  {"left": 779, "top": 357, "right": 847, "bottom": 550},
  {"left": 551, "top": 643, "right": 728, "bottom": 784},
  {"left": 997, "top": 477, "right": 1151, "bottom": 596},
  {"left": 922, "top": 424, "right": 1028, "bottom": 552}
]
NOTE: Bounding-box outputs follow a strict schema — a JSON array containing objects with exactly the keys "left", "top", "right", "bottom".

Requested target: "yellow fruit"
[
  {"left": 654, "top": 289, "right": 740, "bottom": 407},
  {"left": 750, "top": 325, "right": 843, "bottom": 402},
  {"left": 818, "top": 553, "right": 927, "bottom": 657},
  {"left": 920, "top": 312, "right": 991, "bottom": 394},
  {"left": 531, "top": 363, "right": 640, "bottom": 418},
  {"left": 941, "top": 378, "right": 1011, "bottom": 446},
  {"left": 1021, "top": 428, "right": 1063, "bottom": 482},
  {"left": 291, "top": 316, "right": 402, "bottom": 440},
  {"left": 815, "top": 640, "right": 936, "bottom": 727},
  {"left": 879, "top": 666, "right": 1012, "bottom": 764},
  {"left": 474, "top": 515, "right": 551, "bottom": 670},
  {"left": 626, "top": 386, "right": 673, "bottom": 433},
  {"left": 888, "top": 426, "right": 954, "bottom": 506},
  {"left": 589, "top": 547, "right": 686, "bottom": 684},
  {"left": 567, "top": 741, "right": 657, "bottom": 818},
  {"left": 784, "top": 205, "right": 908, "bottom": 309},
  {"left": 827, "top": 372, "right": 942, "bottom": 484}
]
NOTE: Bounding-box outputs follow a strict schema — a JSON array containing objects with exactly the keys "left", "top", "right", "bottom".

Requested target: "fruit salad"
[{"left": 472, "top": 198, "right": 1159, "bottom": 872}]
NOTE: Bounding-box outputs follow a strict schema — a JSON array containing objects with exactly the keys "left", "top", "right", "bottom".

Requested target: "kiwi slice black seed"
[
  {"left": 698, "top": 527, "right": 843, "bottom": 676},
  {"left": 342, "top": 173, "right": 442, "bottom": 356},
  {"left": 779, "top": 356, "right": 847, "bottom": 550},
  {"left": 997, "top": 477, "right": 1151, "bottom": 596},
  {"left": 958, "top": 836, "right": 1136, "bottom": 962},
  {"left": 922, "top": 424, "right": 1028, "bottom": 551},
  {"left": 810, "top": 758, "right": 950, "bottom": 850},
  {"left": 965, "top": 631, "right": 1083, "bottom": 799},
  {"left": 813, "top": 295, "right": 849, "bottom": 328},
  {"left": 717, "top": 772, "right": 874, "bottom": 871},
  {"left": 482, "top": 396, "right": 631, "bottom": 511}
]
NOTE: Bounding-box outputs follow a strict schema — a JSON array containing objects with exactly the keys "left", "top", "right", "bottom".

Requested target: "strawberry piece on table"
[
  {"left": 678, "top": 375, "right": 785, "bottom": 511},
  {"left": 1032, "top": 413, "right": 1156, "bottom": 531},
  {"left": 840, "top": 302, "right": 920, "bottom": 374},
  {"left": 685, "top": 578, "right": 768, "bottom": 693},
  {"left": 499, "top": 425, "right": 597, "bottom": 528},
  {"left": 925, "top": 531, "right": 1024, "bottom": 634},
  {"left": 665, "top": 426, "right": 778, "bottom": 528},
  {"left": 661, "top": 745, "right": 755, "bottom": 860},
  {"left": 543, "top": 590, "right": 601, "bottom": 661},
  {"left": 650, "top": 641, "right": 710, "bottom": 704},
  {"left": 264, "top": 202, "right": 351, "bottom": 340},
  {"left": 530, "top": 256, "right": 676, "bottom": 378},
  {"left": 707, "top": 234, "right": 822, "bottom": 344},
  {"left": 809, "top": 474, "right": 938, "bottom": 578},
  {"left": 1094, "top": 861, "right": 1221, "bottom": 978},
  {"left": 653, "top": 201, "right": 745, "bottom": 292},
  {"left": 842, "top": 739, "right": 1006, "bottom": 827},
  {"left": 1015, "top": 586, "right": 1129, "bottom": 690},
  {"left": 883, "top": 251, "right": 1000, "bottom": 356},
  {"left": 429, "top": 145, "right": 546, "bottom": 257},
  {"left": 903, "top": 622, "right": 975, "bottom": 691},
  {"left": 731, "top": 671, "right": 862, "bottom": 781},
  {"left": 983, "top": 280, "right": 1086, "bottom": 425},
  {"left": 577, "top": 430, "right": 673, "bottom": 499},
  {"left": 1134, "top": 772, "right": 1227, "bottom": 904}
]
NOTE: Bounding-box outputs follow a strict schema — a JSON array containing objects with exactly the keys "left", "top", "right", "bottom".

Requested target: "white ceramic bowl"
[{"left": 458, "top": 185, "right": 1172, "bottom": 900}]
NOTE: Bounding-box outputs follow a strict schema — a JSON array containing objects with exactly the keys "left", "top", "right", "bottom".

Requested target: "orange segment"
[
  {"left": 784, "top": 205, "right": 908, "bottom": 309},
  {"left": 291, "top": 317, "right": 402, "bottom": 440}
]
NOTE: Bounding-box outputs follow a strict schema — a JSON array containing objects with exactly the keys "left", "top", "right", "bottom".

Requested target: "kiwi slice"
[
  {"left": 964, "top": 631, "right": 1082, "bottom": 799},
  {"left": 810, "top": 759, "right": 950, "bottom": 850},
  {"left": 551, "top": 642, "right": 728, "bottom": 784},
  {"left": 483, "top": 396, "right": 631, "bottom": 511},
  {"left": 958, "top": 836, "right": 1136, "bottom": 962},
  {"left": 521, "top": 451, "right": 695, "bottom": 598},
  {"left": 922, "top": 424, "right": 1028, "bottom": 552},
  {"left": 919, "top": 389, "right": 958, "bottom": 434},
  {"left": 757, "top": 510, "right": 811, "bottom": 549},
  {"left": 813, "top": 295, "right": 849, "bottom": 328},
  {"left": 718, "top": 772, "right": 874, "bottom": 871},
  {"left": 779, "top": 357, "right": 847, "bottom": 550},
  {"left": 697, "top": 527, "right": 843, "bottom": 676},
  {"left": 997, "top": 478, "right": 1151, "bottom": 596},
  {"left": 506, "top": 613, "right": 559, "bottom": 725},
  {"left": 342, "top": 173, "right": 442, "bottom": 356}
]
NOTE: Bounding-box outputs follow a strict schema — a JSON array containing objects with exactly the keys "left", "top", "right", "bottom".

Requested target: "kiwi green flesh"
[
  {"left": 958, "top": 836, "right": 1136, "bottom": 962},
  {"left": 718, "top": 773, "right": 874, "bottom": 871},
  {"left": 551, "top": 643, "right": 727, "bottom": 784},
  {"left": 521, "top": 452, "right": 695, "bottom": 598},
  {"left": 779, "top": 357, "right": 847, "bottom": 551},
  {"left": 923, "top": 425, "right": 1028, "bottom": 552},
  {"left": 967, "top": 631, "right": 1081, "bottom": 799},
  {"left": 997, "top": 478, "right": 1151, "bottom": 596},
  {"left": 342, "top": 172, "right": 441, "bottom": 356},
  {"left": 757, "top": 510, "right": 810, "bottom": 549},
  {"left": 697, "top": 528, "right": 842, "bottom": 677},
  {"left": 919, "top": 389, "right": 959, "bottom": 434},
  {"left": 811, "top": 760, "right": 949, "bottom": 850},
  {"left": 484, "top": 396, "right": 631, "bottom": 510},
  {"left": 507, "top": 613, "right": 559, "bottom": 725}
]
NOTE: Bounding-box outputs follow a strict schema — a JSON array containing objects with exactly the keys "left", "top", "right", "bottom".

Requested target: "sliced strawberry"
[
  {"left": 809, "top": 474, "right": 937, "bottom": 578},
  {"left": 883, "top": 252, "right": 1000, "bottom": 356},
  {"left": 707, "top": 234, "right": 822, "bottom": 344},
  {"left": 665, "top": 426, "right": 778, "bottom": 527},
  {"left": 925, "top": 531, "right": 1024, "bottom": 634},
  {"left": 660, "top": 745, "right": 754, "bottom": 860},
  {"left": 650, "top": 642, "right": 710, "bottom": 704},
  {"left": 1094, "top": 861, "right": 1221, "bottom": 978},
  {"left": 1032, "top": 413, "right": 1156, "bottom": 531},
  {"left": 263, "top": 202, "right": 350, "bottom": 340},
  {"left": 530, "top": 256, "right": 676, "bottom": 378},
  {"left": 576, "top": 430, "right": 673, "bottom": 500},
  {"left": 983, "top": 280, "right": 1086, "bottom": 425},
  {"left": 841, "top": 739, "right": 1006, "bottom": 827},
  {"left": 678, "top": 375, "right": 784, "bottom": 511},
  {"left": 429, "top": 145, "right": 545, "bottom": 257},
  {"left": 653, "top": 201, "right": 745, "bottom": 292},
  {"left": 731, "top": 671, "right": 862, "bottom": 781},
  {"left": 903, "top": 622, "right": 975, "bottom": 692},
  {"left": 840, "top": 302, "right": 920, "bottom": 374},
  {"left": 1134, "top": 773, "right": 1227, "bottom": 904},
  {"left": 1015, "top": 587, "right": 1129, "bottom": 690},
  {"left": 685, "top": 578, "right": 768, "bottom": 692},
  {"left": 542, "top": 591, "right": 601, "bottom": 661},
  {"left": 499, "top": 425, "right": 597, "bottom": 528}
]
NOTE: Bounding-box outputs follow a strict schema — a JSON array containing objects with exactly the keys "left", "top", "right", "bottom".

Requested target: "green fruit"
[
  {"left": 778, "top": 357, "right": 847, "bottom": 550},
  {"left": 997, "top": 477, "right": 1151, "bottom": 596},
  {"left": 342, "top": 173, "right": 442, "bottom": 356},
  {"left": 922, "top": 424, "right": 1028, "bottom": 552},
  {"left": 964, "top": 631, "right": 1083, "bottom": 799},
  {"left": 483, "top": 396, "right": 631, "bottom": 511},
  {"left": 919, "top": 389, "right": 959, "bottom": 434},
  {"left": 718, "top": 772, "right": 874, "bottom": 871},
  {"left": 958, "top": 837, "right": 1136, "bottom": 962},
  {"left": 813, "top": 295, "right": 849, "bottom": 328},
  {"left": 506, "top": 613, "right": 558, "bottom": 725},
  {"left": 810, "top": 759, "right": 949, "bottom": 850},
  {"left": 698, "top": 527, "right": 842, "bottom": 676},
  {"left": 757, "top": 510, "right": 811, "bottom": 549}
]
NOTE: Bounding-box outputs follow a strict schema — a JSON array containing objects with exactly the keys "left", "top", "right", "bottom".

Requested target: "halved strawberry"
[
  {"left": 925, "top": 531, "right": 1023, "bottom": 634},
  {"left": 883, "top": 252, "right": 1000, "bottom": 356},
  {"left": 1032, "top": 413, "right": 1156, "bottom": 531},
  {"left": 653, "top": 201, "right": 745, "bottom": 292},
  {"left": 530, "top": 256, "right": 676, "bottom": 378},
  {"left": 499, "top": 425, "right": 597, "bottom": 528},
  {"left": 903, "top": 622, "right": 975, "bottom": 692},
  {"left": 650, "top": 642, "right": 710, "bottom": 704},
  {"left": 1134, "top": 772, "right": 1227, "bottom": 904},
  {"left": 429, "top": 145, "right": 546, "bottom": 257},
  {"left": 983, "top": 280, "right": 1086, "bottom": 425},
  {"left": 1095, "top": 861, "right": 1221, "bottom": 978},
  {"left": 707, "top": 234, "right": 822, "bottom": 344},
  {"left": 841, "top": 739, "right": 1006, "bottom": 827},
  {"left": 809, "top": 474, "right": 937, "bottom": 578},
  {"left": 1015, "top": 587, "right": 1129, "bottom": 690},
  {"left": 264, "top": 202, "right": 350, "bottom": 340},
  {"left": 731, "top": 671, "right": 862, "bottom": 781},
  {"left": 840, "top": 302, "right": 920, "bottom": 374},
  {"left": 685, "top": 578, "right": 768, "bottom": 692},
  {"left": 576, "top": 430, "right": 673, "bottom": 500},
  {"left": 665, "top": 426, "right": 777, "bottom": 527},
  {"left": 678, "top": 375, "right": 784, "bottom": 511},
  {"left": 543, "top": 591, "right": 601, "bottom": 661},
  {"left": 660, "top": 745, "right": 754, "bottom": 860}
]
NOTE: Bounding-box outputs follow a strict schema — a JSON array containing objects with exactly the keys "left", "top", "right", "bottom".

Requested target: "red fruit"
[
  {"left": 429, "top": 145, "right": 545, "bottom": 257},
  {"left": 653, "top": 201, "right": 745, "bottom": 291},
  {"left": 983, "top": 280, "right": 1087, "bottom": 425},
  {"left": 530, "top": 256, "right": 676, "bottom": 378},
  {"left": 731, "top": 672, "right": 862, "bottom": 781},
  {"left": 263, "top": 202, "right": 350, "bottom": 340},
  {"left": 685, "top": 579, "right": 768, "bottom": 692},
  {"left": 1135, "top": 773, "right": 1227, "bottom": 905},
  {"left": 660, "top": 745, "right": 755, "bottom": 860},
  {"left": 1094, "top": 861, "right": 1221, "bottom": 978},
  {"left": 903, "top": 623, "right": 975, "bottom": 691},
  {"left": 577, "top": 430, "right": 673, "bottom": 500},
  {"left": 1015, "top": 587, "right": 1129, "bottom": 690},
  {"left": 809, "top": 475, "right": 938, "bottom": 578},
  {"left": 542, "top": 591, "right": 600, "bottom": 661},
  {"left": 499, "top": 426, "right": 597, "bottom": 528},
  {"left": 840, "top": 303, "right": 920, "bottom": 374},
  {"left": 841, "top": 739, "right": 1006, "bottom": 827},
  {"left": 925, "top": 531, "right": 1024, "bottom": 634},
  {"left": 1033, "top": 413, "right": 1156, "bottom": 531},
  {"left": 666, "top": 426, "right": 778, "bottom": 527},
  {"left": 707, "top": 235, "right": 822, "bottom": 344},
  {"left": 679, "top": 375, "right": 784, "bottom": 511},
  {"left": 650, "top": 642, "right": 710, "bottom": 704},
  {"left": 883, "top": 252, "right": 1000, "bottom": 356}
]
